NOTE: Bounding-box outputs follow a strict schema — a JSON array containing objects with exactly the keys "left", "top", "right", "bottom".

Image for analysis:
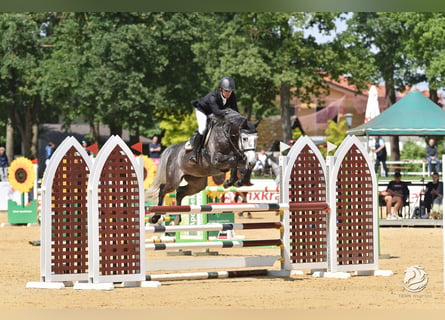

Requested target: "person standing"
[
  {"left": 45, "top": 142, "right": 55, "bottom": 167},
  {"left": 149, "top": 136, "right": 162, "bottom": 165},
  {"left": 426, "top": 138, "right": 441, "bottom": 175},
  {"left": 374, "top": 136, "right": 388, "bottom": 177},
  {"left": 0, "top": 146, "right": 9, "bottom": 182},
  {"left": 82, "top": 140, "right": 91, "bottom": 155}
]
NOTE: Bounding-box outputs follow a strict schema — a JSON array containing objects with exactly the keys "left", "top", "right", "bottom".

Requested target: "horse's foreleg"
[
  {"left": 236, "top": 167, "right": 254, "bottom": 187},
  {"left": 223, "top": 167, "right": 238, "bottom": 188}
]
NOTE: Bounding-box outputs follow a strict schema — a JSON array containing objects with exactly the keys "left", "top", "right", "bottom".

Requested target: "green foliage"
[
  {"left": 160, "top": 112, "right": 197, "bottom": 146},
  {"left": 2, "top": 12, "right": 445, "bottom": 159},
  {"left": 291, "top": 127, "right": 304, "bottom": 140},
  {"left": 0, "top": 13, "right": 54, "bottom": 157},
  {"left": 319, "top": 119, "right": 347, "bottom": 156},
  {"left": 400, "top": 140, "right": 425, "bottom": 159}
]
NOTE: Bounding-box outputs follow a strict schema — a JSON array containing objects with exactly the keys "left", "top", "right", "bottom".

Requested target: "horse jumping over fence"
[{"left": 145, "top": 109, "right": 259, "bottom": 223}]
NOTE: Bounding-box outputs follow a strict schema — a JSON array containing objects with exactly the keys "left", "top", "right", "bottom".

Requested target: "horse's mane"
[{"left": 208, "top": 109, "right": 252, "bottom": 133}]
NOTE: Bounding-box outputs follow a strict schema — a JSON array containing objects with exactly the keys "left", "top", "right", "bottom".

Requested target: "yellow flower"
[
  {"left": 8, "top": 157, "right": 36, "bottom": 193},
  {"left": 141, "top": 155, "right": 157, "bottom": 189}
]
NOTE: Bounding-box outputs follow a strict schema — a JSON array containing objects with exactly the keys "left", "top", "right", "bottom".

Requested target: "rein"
[{"left": 222, "top": 123, "right": 246, "bottom": 161}]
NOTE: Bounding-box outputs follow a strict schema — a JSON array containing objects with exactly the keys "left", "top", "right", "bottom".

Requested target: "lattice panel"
[
  {"left": 288, "top": 145, "right": 328, "bottom": 264},
  {"left": 335, "top": 144, "right": 375, "bottom": 266},
  {"left": 97, "top": 145, "right": 142, "bottom": 276},
  {"left": 51, "top": 147, "right": 89, "bottom": 275}
]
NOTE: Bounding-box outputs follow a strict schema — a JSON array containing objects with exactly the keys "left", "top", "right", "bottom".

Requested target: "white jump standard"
[{"left": 26, "top": 135, "right": 385, "bottom": 290}]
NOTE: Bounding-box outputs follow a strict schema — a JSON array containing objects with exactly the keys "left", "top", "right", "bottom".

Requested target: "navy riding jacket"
[{"left": 192, "top": 89, "right": 239, "bottom": 116}]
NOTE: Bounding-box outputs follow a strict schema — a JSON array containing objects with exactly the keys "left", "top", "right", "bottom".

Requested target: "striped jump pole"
[
  {"left": 145, "top": 222, "right": 283, "bottom": 234},
  {"left": 145, "top": 239, "right": 282, "bottom": 251},
  {"left": 205, "top": 186, "right": 279, "bottom": 193},
  {"left": 146, "top": 203, "right": 289, "bottom": 215},
  {"left": 146, "top": 269, "right": 268, "bottom": 281},
  {"left": 145, "top": 236, "right": 176, "bottom": 243}
]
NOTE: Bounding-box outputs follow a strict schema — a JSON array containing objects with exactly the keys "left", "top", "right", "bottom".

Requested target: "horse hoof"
[
  {"left": 148, "top": 214, "right": 161, "bottom": 224},
  {"left": 224, "top": 179, "right": 235, "bottom": 188},
  {"left": 235, "top": 179, "right": 252, "bottom": 187}
]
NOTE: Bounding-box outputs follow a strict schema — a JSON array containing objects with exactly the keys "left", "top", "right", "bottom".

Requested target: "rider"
[{"left": 186, "top": 76, "right": 239, "bottom": 163}]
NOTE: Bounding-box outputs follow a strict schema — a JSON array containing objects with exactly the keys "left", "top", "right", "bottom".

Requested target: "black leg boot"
[{"left": 189, "top": 133, "right": 203, "bottom": 163}]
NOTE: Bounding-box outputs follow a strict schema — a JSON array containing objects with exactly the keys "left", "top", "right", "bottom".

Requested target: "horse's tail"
[{"left": 144, "top": 146, "right": 171, "bottom": 204}]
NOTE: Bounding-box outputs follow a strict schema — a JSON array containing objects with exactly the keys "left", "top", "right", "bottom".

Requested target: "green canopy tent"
[{"left": 348, "top": 90, "right": 445, "bottom": 136}]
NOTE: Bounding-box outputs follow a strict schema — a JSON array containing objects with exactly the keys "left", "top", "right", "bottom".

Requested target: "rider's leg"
[
  {"left": 189, "top": 133, "right": 203, "bottom": 163},
  {"left": 189, "top": 109, "right": 207, "bottom": 163}
]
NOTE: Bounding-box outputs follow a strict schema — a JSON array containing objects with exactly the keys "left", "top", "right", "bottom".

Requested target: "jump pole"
[
  {"left": 146, "top": 269, "right": 268, "bottom": 281},
  {"left": 145, "top": 222, "right": 283, "bottom": 233},
  {"left": 146, "top": 239, "right": 282, "bottom": 250},
  {"left": 147, "top": 202, "right": 329, "bottom": 215}
]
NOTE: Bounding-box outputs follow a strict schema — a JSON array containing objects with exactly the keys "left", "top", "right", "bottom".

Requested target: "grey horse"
[{"left": 145, "top": 109, "right": 258, "bottom": 223}]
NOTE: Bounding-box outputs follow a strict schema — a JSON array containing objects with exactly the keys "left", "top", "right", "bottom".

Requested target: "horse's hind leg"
[
  {"left": 148, "top": 182, "right": 176, "bottom": 224},
  {"left": 174, "top": 176, "right": 208, "bottom": 224},
  {"left": 177, "top": 176, "right": 208, "bottom": 204}
]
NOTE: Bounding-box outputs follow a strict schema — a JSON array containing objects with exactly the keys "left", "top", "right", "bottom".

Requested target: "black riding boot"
[{"left": 189, "top": 133, "right": 203, "bottom": 163}]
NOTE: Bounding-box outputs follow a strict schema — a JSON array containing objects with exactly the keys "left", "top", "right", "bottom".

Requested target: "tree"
[
  {"left": 319, "top": 119, "right": 348, "bottom": 157},
  {"left": 160, "top": 113, "right": 197, "bottom": 145},
  {"left": 41, "top": 12, "right": 204, "bottom": 145},
  {"left": 0, "top": 13, "right": 54, "bottom": 159},
  {"left": 399, "top": 12, "right": 445, "bottom": 105},
  {"left": 192, "top": 12, "right": 342, "bottom": 142},
  {"left": 339, "top": 12, "right": 414, "bottom": 161}
]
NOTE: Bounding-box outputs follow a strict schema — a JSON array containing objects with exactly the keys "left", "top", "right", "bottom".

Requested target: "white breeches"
[{"left": 196, "top": 109, "right": 207, "bottom": 135}]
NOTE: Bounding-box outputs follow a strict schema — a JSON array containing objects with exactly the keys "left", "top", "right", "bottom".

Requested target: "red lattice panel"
[
  {"left": 335, "top": 145, "right": 375, "bottom": 266},
  {"left": 51, "top": 147, "right": 89, "bottom": 275},
  {"left": 288, "top": 145, "right": 327, "bottom": 264},
  {"left": 97, "top": 146, "right": 142, "bottom": 276}
]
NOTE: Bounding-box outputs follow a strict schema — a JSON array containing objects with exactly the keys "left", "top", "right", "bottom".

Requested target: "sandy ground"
[{"left": 1, "top": 210, "right": 445, "bottom": 319}]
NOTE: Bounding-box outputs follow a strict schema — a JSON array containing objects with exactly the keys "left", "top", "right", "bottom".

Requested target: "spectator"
[
  {"left": 423, "top": 171, "right": 443, "bottom": 218},
  {"left": 149, "top": 136, "right": 162, "bottom": 159},
  {"left": 374, "top": 136, "right": 388, "bottom": 177},
  {"left": 149, "top": 136, "right": 162, "bottom": 166},
  {"left": 253, "top": 149, "right": 268, "bottom": 176},
  {"left": 379, "top": 171, "right": 409, "bottom": 220},
  {"left": 45, "top": 142, "right": 55, "bottom": 167},
  {"left": 0, "top": 146, "right": 9, "bottom": 182},
  {"left": 82, "top": 140, "right": 91, "bottom": 155},
  {"left": 426, "top": 138, "right": 441, "bottom": 175}
]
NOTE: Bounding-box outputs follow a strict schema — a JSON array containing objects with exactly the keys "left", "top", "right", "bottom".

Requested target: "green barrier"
[{"left": 8, "top": 199, "right": 38, "bottom": 224}]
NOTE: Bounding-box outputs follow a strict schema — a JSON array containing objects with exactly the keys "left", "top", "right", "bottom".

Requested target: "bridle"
[{"left": 222, "top": 122, "right": 246, "bottom": 161}]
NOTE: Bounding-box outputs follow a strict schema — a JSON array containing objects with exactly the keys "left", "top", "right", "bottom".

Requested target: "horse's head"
[
  {"left": 222, "top": 110, "right": 259, "bottom": 166},
  {"left": 240, "top": 120, "right": 259, "bottom": 168},
  {"left": 208, "top": 110, "right": 258, "bottom": 167}
]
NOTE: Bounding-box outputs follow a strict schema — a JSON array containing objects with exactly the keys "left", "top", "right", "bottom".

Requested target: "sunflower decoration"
[
  {"left": 141, "top": 155, "right": 157, "bottom": 189},
  {"left": 8, "top": 157, "right": 36, "bottom": 193}
]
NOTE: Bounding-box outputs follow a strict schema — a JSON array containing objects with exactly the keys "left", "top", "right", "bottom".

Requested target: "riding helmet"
[{"left": 219, "top": 76, "right": 235, "bottom": 91}]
